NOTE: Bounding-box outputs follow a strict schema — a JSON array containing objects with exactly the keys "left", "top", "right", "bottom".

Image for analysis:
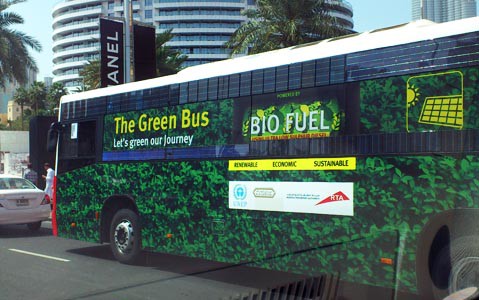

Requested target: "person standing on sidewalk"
[
  {"left": 24, "top": 163, "right": 38, "bottom": 186},
  {"left": 42, "top": 163, "right": 54, "bottom": 202}
]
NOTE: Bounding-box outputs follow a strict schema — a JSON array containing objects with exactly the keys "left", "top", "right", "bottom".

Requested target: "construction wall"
[{"left": 0, "top": 131, "right": 29, "bottom": 176}]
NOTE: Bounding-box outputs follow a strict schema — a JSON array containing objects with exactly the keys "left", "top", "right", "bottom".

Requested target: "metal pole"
[{"left": 124, "top": 0, "right": 132, "bottom": 83}]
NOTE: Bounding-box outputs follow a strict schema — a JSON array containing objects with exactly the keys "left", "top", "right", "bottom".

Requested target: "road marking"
[{"left": 9, "top": 249, "right": 70, "bottom": 262}]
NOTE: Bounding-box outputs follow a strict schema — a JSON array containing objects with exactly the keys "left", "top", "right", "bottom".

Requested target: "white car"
[{"left": 0, "top": 175, "right": 51, "bottom": 231}]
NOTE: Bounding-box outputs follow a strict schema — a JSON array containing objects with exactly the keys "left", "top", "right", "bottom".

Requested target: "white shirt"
[{"left": 44, "top": 168, "right": 54, "bottom": 198}]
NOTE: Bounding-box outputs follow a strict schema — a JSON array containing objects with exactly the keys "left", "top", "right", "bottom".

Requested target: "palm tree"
[
  {"left": 79, "top": 60, "right": 100, "bottom": 91},
  {"left": 225, "top": 0, "right": 352, "bottom": 55},
  {"left": 78, "top": 31, "right": 186, "bottom": 90},
  {"left": 46, "top": 82, "right": 67, "bottom": 113},
  {"left": 0, "top": 0, "right": 42, "bottom": 88},
  {"left": 12, "top": 86, "right": 29, "bottom": 130},
  {"left": 156, "top": 29, "right": 188, "bottom": 77},
  {"left": 28, "top": 81, "right": 46, "bottom": 115}
]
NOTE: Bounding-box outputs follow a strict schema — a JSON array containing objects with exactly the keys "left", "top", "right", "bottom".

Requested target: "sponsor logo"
[
  {"left": 233, "top": 184, "right": 247, "bottom": 200},
  {"left": 253, "top": 188, "right": 276, "bottom": 198},
  {"left": 316, "top": 191, "right": 350, "bottom": 206}
]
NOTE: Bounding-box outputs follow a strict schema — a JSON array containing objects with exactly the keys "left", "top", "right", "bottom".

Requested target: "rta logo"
[{"left": 316, "top": 191, "right": 350, "bottom": 206}]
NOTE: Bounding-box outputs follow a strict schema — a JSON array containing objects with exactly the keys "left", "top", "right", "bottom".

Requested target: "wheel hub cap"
[{"left": 114, "top": 220, "right": 134, "bottom": 254}]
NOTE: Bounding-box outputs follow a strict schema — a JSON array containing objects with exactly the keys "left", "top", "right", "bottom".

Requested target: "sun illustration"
[
  {"left": 407, "top": 83, "right": 420, "bottom": 107},
  {"left": 256, "top": 109, "right": 265, "bottom": 118},
  {"left": 300, "top": 104, "right": 309, "bottom": 114}
]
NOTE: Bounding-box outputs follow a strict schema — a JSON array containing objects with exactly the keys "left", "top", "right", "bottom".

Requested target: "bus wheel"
[
  {"left": 109, "top": 209, "right": 141, "bottom": 264},
  {"left": 430, "top": 236, "right": 479, "bottom": 300}
]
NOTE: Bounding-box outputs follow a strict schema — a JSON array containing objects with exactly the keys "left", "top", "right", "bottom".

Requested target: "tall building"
[
  {"left": 7, "top": 100, "right": 31, "bottom": 122},
  {"left": 412, "top": 0, "right": 477, "bottom": 23},
  {"left": 52, "top": 0, "right": 354, "bottom": 92},
  {"left": 0, "top": 68, "right": 37, "bottom": 115}
]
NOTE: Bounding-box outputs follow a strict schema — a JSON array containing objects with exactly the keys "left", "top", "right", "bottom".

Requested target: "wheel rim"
[
  {"left": 114, "top": 219, "right": 135, "bottom": 254},
  {"left": 450, "top": 257, "right": 479, "bottom": 298}
]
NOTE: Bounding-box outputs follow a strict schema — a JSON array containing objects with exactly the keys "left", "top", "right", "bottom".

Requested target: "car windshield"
[{"left": 0, "top": 178, "right": 36, "bottom": 190}]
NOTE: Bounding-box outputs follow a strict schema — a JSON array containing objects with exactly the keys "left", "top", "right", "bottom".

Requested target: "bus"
[{"left": 48, "top": 17, "right": 479, "bottom": 300}]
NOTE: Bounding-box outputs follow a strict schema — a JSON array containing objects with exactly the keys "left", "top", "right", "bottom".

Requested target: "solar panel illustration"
[{"left": 418, "top": 95, "right": 463, "bottom": 128}]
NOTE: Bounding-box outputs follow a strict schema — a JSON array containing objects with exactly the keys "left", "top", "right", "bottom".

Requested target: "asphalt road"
[{"left": 0, "top": 222, "right": 306, "bottom": 300}]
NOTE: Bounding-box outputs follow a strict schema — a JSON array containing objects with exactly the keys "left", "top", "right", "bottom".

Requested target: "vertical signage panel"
[
  {"left": 100, "top": 18, "right": 125, "bottom": 87},
  {"left": 133, "top": 24, "right": 157, "bottom": 81}
]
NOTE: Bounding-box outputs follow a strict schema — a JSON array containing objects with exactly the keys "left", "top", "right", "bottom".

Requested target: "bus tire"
[
  {"left": 109, "top": 209, "right": 141, "bottom": 264},
  {"left": 416, "top": 209, "right": 479, "bottom": 300},
  {"left": 429, "top": 236, "right": 479, "bottom": 300}
]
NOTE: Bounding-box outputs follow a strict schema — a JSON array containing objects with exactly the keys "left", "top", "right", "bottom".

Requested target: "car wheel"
[
  {"left": 27, "top": 221, "right": 42, "bottom": 231},
  {"left": 109, "top": 209, "right": 141, "bottom": 264}
]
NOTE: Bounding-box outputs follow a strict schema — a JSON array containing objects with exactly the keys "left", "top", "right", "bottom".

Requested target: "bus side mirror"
[{"left": 47, "top": 122, "right": 62, "bottom": 153}]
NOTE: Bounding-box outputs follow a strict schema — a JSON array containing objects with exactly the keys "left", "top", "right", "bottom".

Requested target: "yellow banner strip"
[{"left": 229, "top": 157, "right": 356, "bottom": 171}]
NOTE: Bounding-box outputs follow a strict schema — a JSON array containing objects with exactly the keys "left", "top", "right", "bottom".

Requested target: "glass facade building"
[
  {"left": 412, "top": 0, "right": 477, "bottom": 23},
  {"left": 52, "top": 0, "right": 354, "bottom": 91}
]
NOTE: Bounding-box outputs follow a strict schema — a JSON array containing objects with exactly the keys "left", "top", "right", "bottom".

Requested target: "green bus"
[{"left": 49, "top": 17, "right": 479, "bottom": 300}]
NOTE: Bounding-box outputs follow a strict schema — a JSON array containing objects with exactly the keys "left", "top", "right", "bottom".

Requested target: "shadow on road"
[
  {"left": 65, "top": 245, "right": 422, "bottom": 300},
  {"left": 68, "top": 244, "right": 116, "bottom": 261},
  {"left": 0, "top": 224, "right": 52, "bottom": 239},
  {"left": 67, "top": 244, "right": 305, "bottom": 290}
]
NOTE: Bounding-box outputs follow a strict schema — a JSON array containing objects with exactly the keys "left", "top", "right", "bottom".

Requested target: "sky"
[
  {"left": 7, "top": 0, "right": 478, "bottom": 81},
  {"left": 8, "top": 0, "right": 59, "bottom": 81}
]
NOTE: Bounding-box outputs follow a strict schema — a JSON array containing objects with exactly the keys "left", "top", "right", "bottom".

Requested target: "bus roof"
[{"left": 60, "top": 16, "right": 479, "bottom": 104}]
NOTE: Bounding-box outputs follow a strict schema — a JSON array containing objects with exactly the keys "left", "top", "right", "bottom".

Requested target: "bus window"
[
  {"left": 78, "top": 121, "right": 96, "bottom": 157},
  {"left": 58, "top": 120, "right": 97, "bottom": 173}
]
